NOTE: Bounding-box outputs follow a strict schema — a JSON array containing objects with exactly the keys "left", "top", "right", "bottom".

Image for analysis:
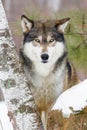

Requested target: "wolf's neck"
[{"left": 34, "top": 62, "right": 55, "bottom": 77}]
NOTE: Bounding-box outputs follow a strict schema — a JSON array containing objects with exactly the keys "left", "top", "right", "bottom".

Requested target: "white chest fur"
[{"left": 24, "top": 62, "right": 66, "bottom": 110}]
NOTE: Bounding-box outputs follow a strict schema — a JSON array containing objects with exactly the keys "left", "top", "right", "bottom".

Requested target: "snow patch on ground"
[
  {"left": 0, "top": 101, "right": 13, "bottom": 130},
  {"left": 52, "top": 79, "right": 87, "bottom": 117}
]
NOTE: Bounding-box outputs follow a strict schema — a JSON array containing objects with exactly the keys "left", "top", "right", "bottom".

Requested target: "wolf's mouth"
[{"left": 42, "top": 60, "right": 48, "bottom": 63}]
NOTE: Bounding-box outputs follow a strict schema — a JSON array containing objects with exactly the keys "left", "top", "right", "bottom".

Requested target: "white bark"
[{"left": 0, "top": 1, "right": 44, "bottom": 130}]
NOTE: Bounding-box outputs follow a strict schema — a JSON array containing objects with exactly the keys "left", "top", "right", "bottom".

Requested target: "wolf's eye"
[
  {"left": 34, "top": 39, "right": 40, "bottom": 43},
  {"left": 49, "top": 39, "right": 55, "bottom": 43},
  {"left": 33, "top": 39, "right": 40, "bottom": 46}
]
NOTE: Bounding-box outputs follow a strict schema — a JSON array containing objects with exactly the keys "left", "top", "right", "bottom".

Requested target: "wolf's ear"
[
  {"left": 55, "top": 17, "right": 70, "bottom": 33},
  {"left": 21, "top": 15, "right": 34, "bottom": 33}
]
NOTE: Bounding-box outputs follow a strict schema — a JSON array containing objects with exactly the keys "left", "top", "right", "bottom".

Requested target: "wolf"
[{"left": 20, "top": 15, "right": 79, "bottom": 130}]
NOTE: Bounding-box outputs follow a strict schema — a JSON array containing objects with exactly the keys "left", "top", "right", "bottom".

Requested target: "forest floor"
[{"left": 48, "top": 107, "right": 87, "bottom": 130}]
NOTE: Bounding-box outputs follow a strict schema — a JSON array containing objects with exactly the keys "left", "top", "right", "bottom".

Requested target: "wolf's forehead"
[
  {"left": 34, "top": 20, "right": 56, "bottom": 28},
  {"left": 34, "top": 21, "right": 55, "bottom": 34},
  {"left": 34, "top": 21, "right": 54, "bottom": 31}
]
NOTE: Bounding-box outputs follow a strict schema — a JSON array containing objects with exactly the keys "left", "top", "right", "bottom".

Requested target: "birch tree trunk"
[{"left": 0, "top": 1, "right": 44, "bottom": 130}]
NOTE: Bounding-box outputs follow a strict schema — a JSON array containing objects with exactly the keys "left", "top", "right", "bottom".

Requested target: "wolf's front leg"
[{"left": 41, "top": 111, "right": 48, "bottom": 130}]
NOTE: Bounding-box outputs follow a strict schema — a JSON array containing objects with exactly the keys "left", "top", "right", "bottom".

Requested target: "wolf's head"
[{"left": 21, "top": 15, "right": 70, "bottom": 68}]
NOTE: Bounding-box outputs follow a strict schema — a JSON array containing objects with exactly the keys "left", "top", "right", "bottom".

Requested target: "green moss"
[
  {"left": 18, "top": 104, "right": 34, "bottom": 114},
  {"left": 4, "top": 79, "right": 16, "bottom": 88}
]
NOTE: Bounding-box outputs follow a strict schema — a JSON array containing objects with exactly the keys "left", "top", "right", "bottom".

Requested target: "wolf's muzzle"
[{"left": 41, "top": 53, "right": 49, "bottom": 63}]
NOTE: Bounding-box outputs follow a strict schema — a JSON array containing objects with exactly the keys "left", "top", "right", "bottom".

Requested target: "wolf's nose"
[{"left": 41, "top": 54, "right": 49, "bottom": 61}]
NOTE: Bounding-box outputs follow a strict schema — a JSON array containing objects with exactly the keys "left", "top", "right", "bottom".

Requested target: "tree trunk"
[{"left": 0, "top": 1, "right": 44, "bottom": 130}]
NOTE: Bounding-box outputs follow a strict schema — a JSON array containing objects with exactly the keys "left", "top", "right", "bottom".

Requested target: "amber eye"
[
  {"left": 34, "top": 39, "right": 40, "bottom": 43},
  {"left": 49, "top": 39, "right": 55, "bottom": 43}
]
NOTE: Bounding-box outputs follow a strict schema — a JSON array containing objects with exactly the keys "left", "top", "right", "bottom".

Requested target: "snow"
[
  {"left": 52, "top": 79, "right": 87, "bottom": 117},
  {"left": 0, "top": 101, "right": 13, "bottom": 130}
]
